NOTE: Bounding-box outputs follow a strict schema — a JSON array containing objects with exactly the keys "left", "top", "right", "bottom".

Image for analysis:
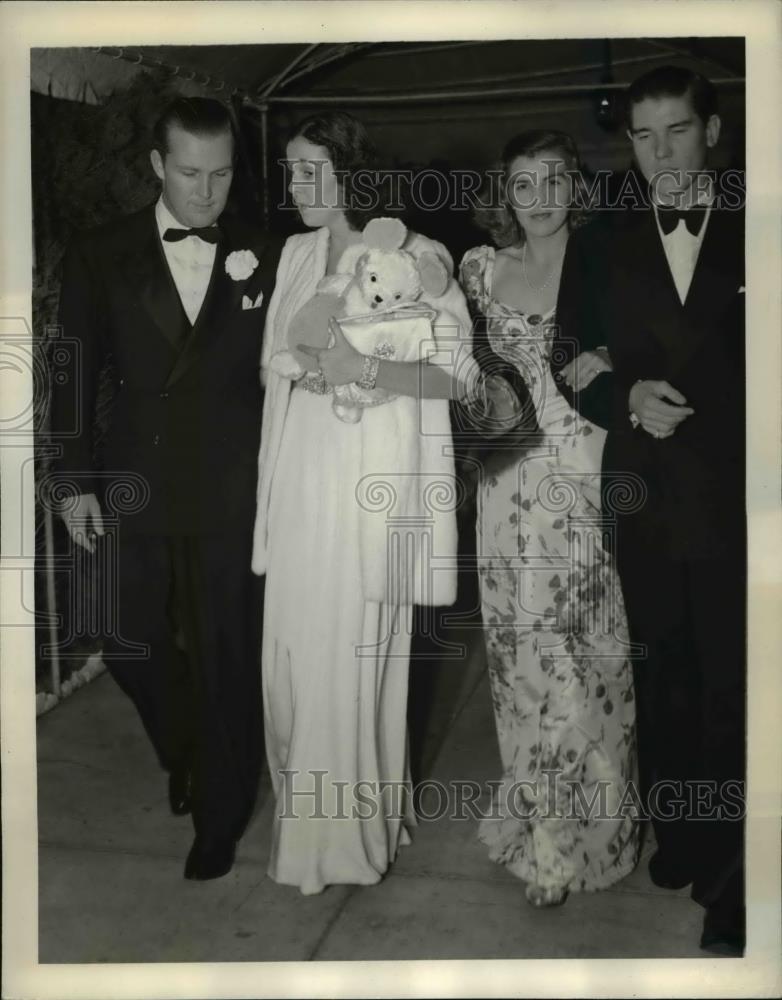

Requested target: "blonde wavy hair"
[{"left": 473, "top": 129, "right": 592, "bottom": 248}]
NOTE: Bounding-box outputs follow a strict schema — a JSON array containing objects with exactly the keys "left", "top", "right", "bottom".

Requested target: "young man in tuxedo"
[
  {"left": 51, "top": 97, "right": 282, "bottom": 879},
  {"left": 554, "top": 67, "right": 746, "bottom": 954}
]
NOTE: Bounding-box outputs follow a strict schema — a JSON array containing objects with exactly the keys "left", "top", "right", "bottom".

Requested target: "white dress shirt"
[
  {"left": 155, "top": 197, "right": 217, "bottom": 326},
  {"left": 652, "top": 184, "right": 713, "bottom": 304}
]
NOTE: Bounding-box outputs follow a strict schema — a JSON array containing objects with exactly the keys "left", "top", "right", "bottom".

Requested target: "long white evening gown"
[{"left": 253, "top": 226, "right": 473, "bottom": 894}]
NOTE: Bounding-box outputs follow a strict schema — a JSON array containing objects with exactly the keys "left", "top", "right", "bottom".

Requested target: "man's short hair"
[
  {"left": 152, "top": 97, "right": 235, "bottom": 157},
  {"left": 626, "top": 65, "right": 718, "bottom": 127}
]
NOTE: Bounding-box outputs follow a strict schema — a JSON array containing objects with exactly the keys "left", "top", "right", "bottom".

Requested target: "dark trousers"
[
  {"left": 624, "top": 549, "right": 746, "bottom": 912},
  {"left": 103, "top": 530, "right": 264, "bottom": 845}
]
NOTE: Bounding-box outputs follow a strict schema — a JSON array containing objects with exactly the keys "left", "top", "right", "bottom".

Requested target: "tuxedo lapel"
[
  {"left": 164, "top": 220, "right": 263, "bottom": 389},
  {"left": 625, "top": 206, "right": 740, "bottom": 377},
  {"left": 679, "top": 205, "right": 738, "bottom": 328},
  {"left": 165, "top": 240, "right": 229, "bottom": 388},
  {"left": 664, "top": 206, "right": 741, "bottom": 378},
  {"left": 118, "top": 207, "right": 190, "bottom": 352},
  {"left": 626, "top": 210, "right": 691, "bottom": 358}
]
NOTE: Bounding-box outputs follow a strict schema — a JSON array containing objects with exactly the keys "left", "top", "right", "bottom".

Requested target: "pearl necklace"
[{"left": 521, "top": 242, "right": 563, "bottom": 292}]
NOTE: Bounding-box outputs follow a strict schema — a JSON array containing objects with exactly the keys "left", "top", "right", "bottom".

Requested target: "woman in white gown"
[{"left": 252, "top": 112, "right": 478, "bottom": 895}]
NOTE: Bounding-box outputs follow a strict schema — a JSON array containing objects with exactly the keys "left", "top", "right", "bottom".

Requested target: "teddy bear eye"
[
  {"left": 370, "top": 274, "right": 377, "bottom": 282},
  {"left": 395, "top": 293, "right": 401, "bottom": 299}
]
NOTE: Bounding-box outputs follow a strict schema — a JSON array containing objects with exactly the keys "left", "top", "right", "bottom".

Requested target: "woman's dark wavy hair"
[
  {"left": 290, "top": 110, "right": 383, "bottom": 231},
  {"left": 473, "top": 129, "right": 591, "bottom": 248}
]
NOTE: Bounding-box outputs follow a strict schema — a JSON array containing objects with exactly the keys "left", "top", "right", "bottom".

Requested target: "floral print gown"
[{"left": 459, "top": 245, "right": 638, "bottom": 894}]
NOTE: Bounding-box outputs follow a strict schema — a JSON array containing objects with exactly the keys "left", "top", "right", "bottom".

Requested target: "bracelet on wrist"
[{"left": 357, "top": 354, "right": 380, "bottom": 391}]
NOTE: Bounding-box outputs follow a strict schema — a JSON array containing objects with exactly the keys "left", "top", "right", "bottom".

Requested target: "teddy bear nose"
[{"left": 373, "top": 294, "right": 383, "bottom": 304}]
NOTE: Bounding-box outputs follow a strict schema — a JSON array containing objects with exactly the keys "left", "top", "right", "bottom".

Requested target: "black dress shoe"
[
  {"left": 168, "top": 769, "right": 192, "bottom": 816},
  {"left": 648, "top": 850, "right": 693, "bottom": 890},
  {"left": 700, "top": 902, "right": 745, "bottom": 957},
  {"left": 184, "top": 837, "right": 236, "bottom": 881}
]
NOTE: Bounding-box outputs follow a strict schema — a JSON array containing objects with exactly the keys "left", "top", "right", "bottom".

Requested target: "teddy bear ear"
[
  {"left": 417, "top": 251, "right": 449, "bottom": 298},
  {"left": 362, "top": 217, "right": 408, "bottom": 252}
]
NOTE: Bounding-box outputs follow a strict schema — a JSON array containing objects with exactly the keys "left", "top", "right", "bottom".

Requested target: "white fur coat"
[{"left": 251, "top": 226, "right": 478, "bottom": 606}]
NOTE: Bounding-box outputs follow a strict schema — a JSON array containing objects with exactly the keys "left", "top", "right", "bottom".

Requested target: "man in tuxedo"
[
  {"left": 51, "top": 97, "right": 282, "bottom": 879},
  {"left": 554, "top": 66, "right": 745, "bottom": 954}
]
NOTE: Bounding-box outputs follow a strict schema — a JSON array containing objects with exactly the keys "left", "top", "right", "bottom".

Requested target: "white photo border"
[{"left": 1, "top": 1, "right": 780, "bottom": 997}]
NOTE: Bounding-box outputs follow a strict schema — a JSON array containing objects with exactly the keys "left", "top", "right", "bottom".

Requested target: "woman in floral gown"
[{"left": 459, "top": 130, "right": 639, "bottom": 906}]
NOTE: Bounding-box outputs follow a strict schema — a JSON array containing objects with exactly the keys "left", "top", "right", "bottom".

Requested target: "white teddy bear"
[{"left": 270, "top": 217, "right": 453, "bottom": 423}]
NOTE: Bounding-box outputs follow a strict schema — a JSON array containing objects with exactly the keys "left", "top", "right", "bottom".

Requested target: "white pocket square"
[
  {"left": 738, "top": 286, "right": 745, "bottom": 294},
  {"left": 242, "top": 291, "right": 264, "bottom": 310}
]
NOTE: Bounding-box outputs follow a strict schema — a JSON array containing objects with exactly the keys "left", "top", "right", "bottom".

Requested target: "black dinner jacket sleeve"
[{"left": 552, "top": 215, "right": 622, "bottom": 430}]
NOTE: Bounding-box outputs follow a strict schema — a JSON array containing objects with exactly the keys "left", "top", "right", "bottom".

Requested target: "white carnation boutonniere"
[{"left": 225, "top": 249, "right": 259, "bottom": 281}]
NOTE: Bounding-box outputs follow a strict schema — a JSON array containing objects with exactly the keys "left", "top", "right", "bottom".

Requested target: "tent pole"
[
  {"left": 265, "top": 76, "right": 744, "bottom": 106},
  {"left": 270, "top": 42, "right": 377, "bottom": 93},
  {"left": 259, "top": 102, "right": 270, "bottom": 228},
  {"left": 643, "top": 38, "right": 744, "bottom": 78},
  {"left": 44, "top": 504, "right": 60, "bottom": 698},
  {"left": 350, "top": 49, "right": 679, "bottom": 95},
  {"left": 256, "top": 42, "right": 320, "bottom": 98}
]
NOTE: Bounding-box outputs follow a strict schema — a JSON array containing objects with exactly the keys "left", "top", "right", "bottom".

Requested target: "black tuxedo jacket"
[
  {"left": 51, "top": 204, "right": 283, "bottom": 535},
  {"left": 554, "top": 197, "right": 745, "bottom": 633}
]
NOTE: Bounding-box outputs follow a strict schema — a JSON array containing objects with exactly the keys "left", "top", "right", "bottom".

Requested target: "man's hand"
[
  {"left": 61, "top": 492, "right": 104, "bottom": 553},
  {"left": 628, "top": 380, "right": 694, "bottom": 439},
  {"left": 297, "top": 318, "right": 364, "bottom": 386},
  {"left": 560, "top": 348, "right": 613, "bottom": 392}
]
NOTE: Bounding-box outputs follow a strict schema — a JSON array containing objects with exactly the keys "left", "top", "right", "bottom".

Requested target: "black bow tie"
[
  {"left": 163, "top": 226, "right": 221, "bottom": 245},
  {"left": 656, "top": 204, "right": 707, "bottom": 237}
]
